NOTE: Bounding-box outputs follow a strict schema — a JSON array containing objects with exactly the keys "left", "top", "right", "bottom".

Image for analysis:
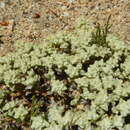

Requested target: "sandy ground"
[{"left": 0, "top": 0, "right": 129, "bottom": 56}]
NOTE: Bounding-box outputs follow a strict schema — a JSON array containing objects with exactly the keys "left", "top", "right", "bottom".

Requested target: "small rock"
[
  {"left": 61, "top": 6, "right": 67, "bottom": 10},
  {"left": 68, "top": 0, "right": 76, "bottom": 3},
  {"left": 8, "top": 19, "right": 15, "bottom": 31},
  {"left": 0, "top": 2, "right": 5, "bottom": 8},
  {"left": 63, "top": 12, "right": 69, "bottom": 17}
]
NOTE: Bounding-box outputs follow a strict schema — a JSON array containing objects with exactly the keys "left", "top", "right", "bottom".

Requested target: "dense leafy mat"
[{"left": 0, "top": 18, "right": 130, "bottom": 130}]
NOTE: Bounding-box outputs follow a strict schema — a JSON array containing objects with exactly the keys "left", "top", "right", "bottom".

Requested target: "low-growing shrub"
[{"left": 0, "top": 18, "right": 130, "bottom": 130}]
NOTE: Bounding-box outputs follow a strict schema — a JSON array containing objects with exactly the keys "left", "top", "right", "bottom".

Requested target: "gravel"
[{"left": 0, "top": 0, "right": 129, "bottom": 55}]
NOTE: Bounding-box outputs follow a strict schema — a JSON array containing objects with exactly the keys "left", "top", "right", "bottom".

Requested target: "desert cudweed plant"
[{"left": 0, "top": 17, "right": 130, "bottom": 130}]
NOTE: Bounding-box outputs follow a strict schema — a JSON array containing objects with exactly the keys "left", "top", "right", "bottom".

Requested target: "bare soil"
[{"left": 0, "top": 0, "right": 129, "bottom": 56}]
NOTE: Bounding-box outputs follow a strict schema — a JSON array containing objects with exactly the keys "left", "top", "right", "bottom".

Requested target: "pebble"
[
  {"left": 68, "top": 0, "right": 76, "bottom": 3},
  {"left": 0, "top": 2, "right": 5, "bottom": 8},
  {"left": 61, "top": 6, "right": 67, "bottom": 10},
  {"left": 63, "top": 12, "right": 69, "bottom": 17}
]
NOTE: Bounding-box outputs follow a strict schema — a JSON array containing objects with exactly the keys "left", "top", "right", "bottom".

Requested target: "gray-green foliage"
[{"left": 0, "top": 18, "right": 130, "bottom": 129}]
